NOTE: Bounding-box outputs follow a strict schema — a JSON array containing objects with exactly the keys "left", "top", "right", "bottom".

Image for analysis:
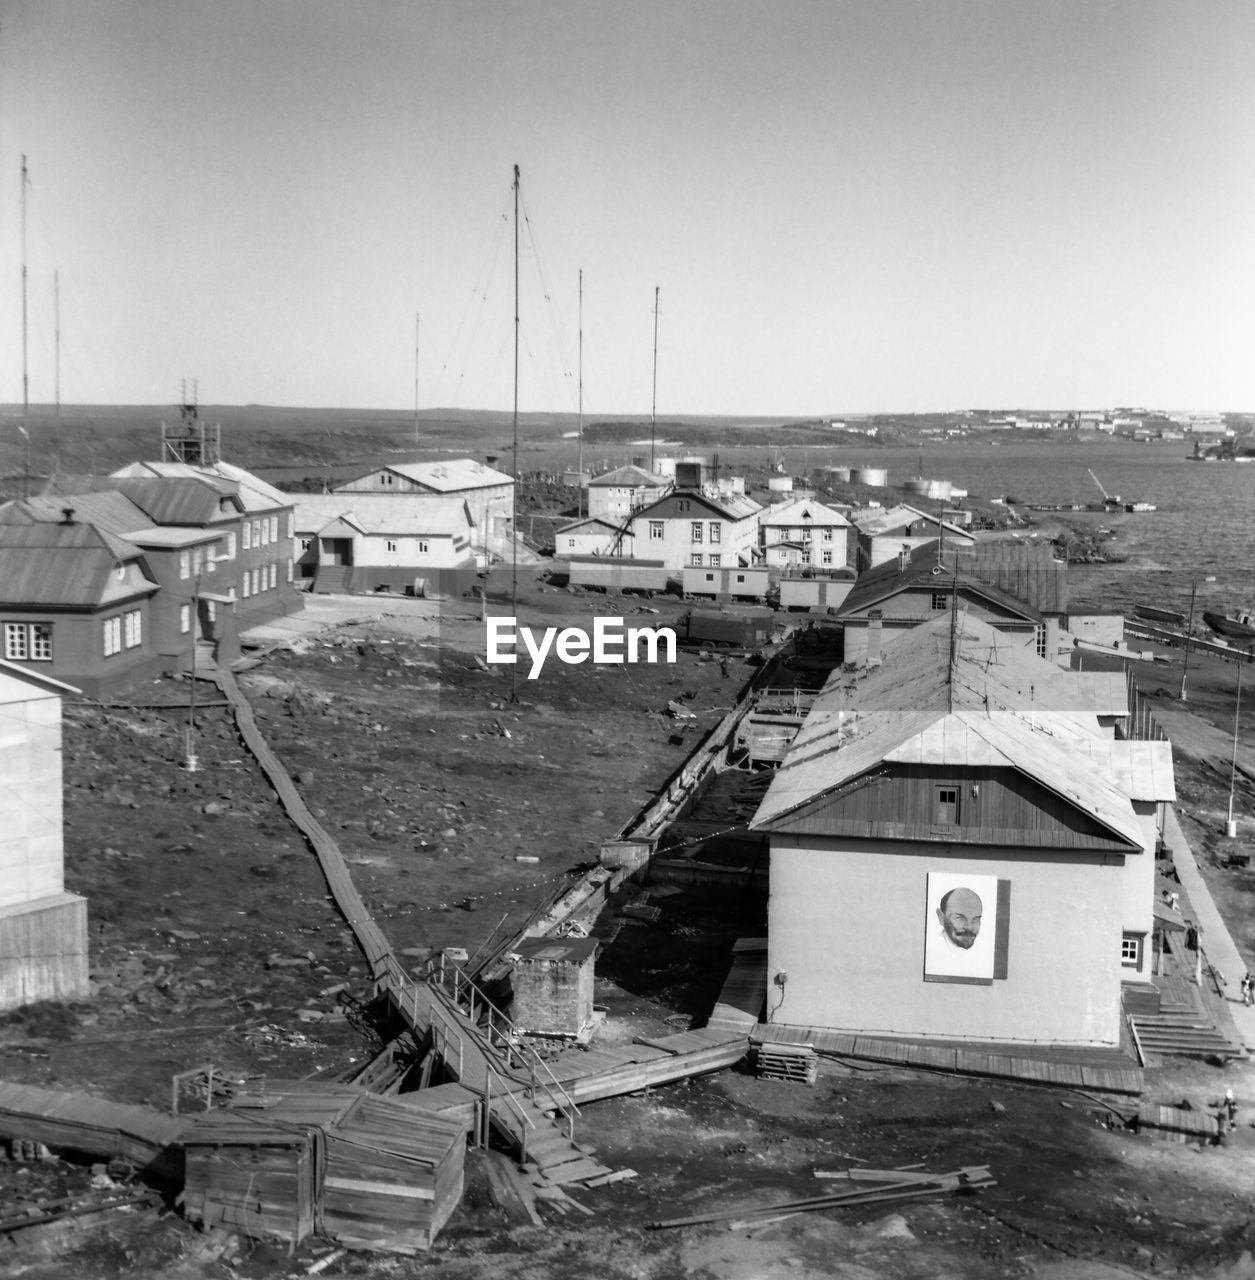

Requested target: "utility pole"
[
  {"left": 509, "top": 164, "right": 520, "bottom": 704},
  {"left": 413, "top": 311, "right": 420, "bottom": 454},
  {"left": 1227, "top": 659, "right": 1244, "bottom": 838},
  {"left": 1179, "top": 575, "right": 1215, "bottom": 701},
  {"left": 650, "top": 286, "right": 659, "bottom": 473}
]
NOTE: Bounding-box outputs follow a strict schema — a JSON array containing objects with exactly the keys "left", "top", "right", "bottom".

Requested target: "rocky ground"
[{"left": 3, "top": 579, "right": 1255, "bottom": 1279}]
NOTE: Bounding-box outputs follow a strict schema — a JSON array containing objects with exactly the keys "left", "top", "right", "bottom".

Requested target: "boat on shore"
[
  {"left": 1203, "top": 610, "right": 1255, "bottom": 644},
  {"left": 1135, "top": 605, "right": 1186, "bottom": 626}
]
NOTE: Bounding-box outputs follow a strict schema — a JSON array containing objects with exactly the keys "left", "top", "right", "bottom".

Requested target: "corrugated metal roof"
[
  {"left": 292, "top": 494, "right": 473, "bottom": 536},
  {"left": 589, "top": 465, "right": 669, "bottom": 488},
  {"left": 1, "top": 491, "right": 153, "bottom": 540},
  {"left": 853, "top": 503, "right": 973, "bottom": 539},
  {"left": 111, "top": 460, "right": 289, "bottom": 513},
  {"left": 634, "top": 489, "right": 763, "bottom": 522},
  {"left": 0, "top": 523, "right": 156, "bottom": 607},
  {"left": 751, "top": 613, "right": 1144, "bottom": 842},
  {"left": 43, "top": 475, "right": 237, "bottom": 526},
  {"left": 359, "top": 458, "right": 513, "bottom": 492}
]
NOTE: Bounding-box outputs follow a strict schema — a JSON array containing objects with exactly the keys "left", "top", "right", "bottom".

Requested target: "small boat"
[
  {"left": 1203, "top": 610, "right": 1255, "bottom": 643},
  {"left": 1135, "top": 605, "right": 1186, "bottom": 626}
]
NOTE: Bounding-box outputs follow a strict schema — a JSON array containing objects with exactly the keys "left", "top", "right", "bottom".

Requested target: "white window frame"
[
  {"left": 242, "top": 522, "right": 251, "bottom": 551},
  {"left": 690, "top": 553, "right": 703, "bottom": 567},
  {"left": 386, "top": 539, "right": 398, "bottom": 553},
  {"left": 179, "top": 551, "right": 190, "bottom": 580},
  {"left": 103, "top": 616, "right": 122, "bottom": 657},
  {"left": 242, "top": 574, "right": 251, "bottom": 599},
  {"left": 180, "top": 604, "right": 191, "bottom": 634},
  {"left": 418, "top": 540, "right": 429, "bottom": 554},
  {"left": 823, "top": 550, "right": 834, "bottom": 566},
  {"left": 709, "top": 523, "right": 721, "bottom": 543},
  {"left": 123, "top": 609, "right": 142, "bottom": 649},
  {"left": 708, "top": 554, "right": 721, "bottom": 567},
  {"left": 691, "top": 521, "right": 703, "bottom": 543},
  {"left": 649, "top": 521, "right": 664, "bottom": 540},
  {"left": 269, "top": 515, "right": 279, "bottom": 542},
  {"left": 269, "top": 562, "right": 277, "bottom": 589},
  {"left": 3, "top": 621, "right": 29, "bottom": 661}
]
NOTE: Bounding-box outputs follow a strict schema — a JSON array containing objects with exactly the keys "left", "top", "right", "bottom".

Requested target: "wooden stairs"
[
  {"left": 1128, "top": 977, "right": 1246, "bottom": 1061},
  {"left": 313, "top": 564, "right": 353, "bottom": 595}
]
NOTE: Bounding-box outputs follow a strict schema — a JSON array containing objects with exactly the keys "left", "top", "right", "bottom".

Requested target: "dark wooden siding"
[{"left": 766, "top": 763, "right": 1137, "bottom": 851}]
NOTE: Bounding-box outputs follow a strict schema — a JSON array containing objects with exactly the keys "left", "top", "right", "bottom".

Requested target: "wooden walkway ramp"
[{"left": 0, "top": 1080, "right": 183, "bottom": 1177}]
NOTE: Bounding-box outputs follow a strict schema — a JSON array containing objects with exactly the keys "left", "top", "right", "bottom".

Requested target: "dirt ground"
[{"left": 4, "top": 578, "right": 1255, "bottom": 1280}]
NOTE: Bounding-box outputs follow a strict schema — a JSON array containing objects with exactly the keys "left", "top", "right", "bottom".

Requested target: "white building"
[
  {"left": 758, "top": 498, "right": 852, "bottom": 571},
  {"left": 623, "top": 489, "right": 763, "bottom": 571},
  {"left": 586, "top": 465, "right": 672, "bottom": 523}
]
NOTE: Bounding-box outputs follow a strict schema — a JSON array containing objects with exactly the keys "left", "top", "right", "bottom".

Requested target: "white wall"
[
  {"left": 767, "top": 835, "right": 1127, "bottom": 1046},
  {"left": 0, "top": 686, "right": 64, "bottom": 909}
]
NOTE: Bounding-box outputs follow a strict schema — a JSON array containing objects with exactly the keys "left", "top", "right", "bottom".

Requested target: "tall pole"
[
  {"left": 186, "top": 579, "right": 200, "bottom": 771},
  {"left": 509, "top": 164, "right": 520, "bottom": 703},
  {"left": 20, "top": 156, "right": 30, "bottom": 498},
  {"left": 650, "top": 286, "right": 659, "bottom": 473},
  {"left": 1179, "top": 576, "right": 1214, "bottom": 700},
  {"left": 577, "top": 269, "right": 583, "bottom": 518},
  {"left": 413, "top": 311, "right": 420, "bottom": 453},
  {"left": 1228, "top": 659, "right": 1244, "bottom": 837},
  {"left": 54, "top": 269, "right": 60, "bottom": 417}
]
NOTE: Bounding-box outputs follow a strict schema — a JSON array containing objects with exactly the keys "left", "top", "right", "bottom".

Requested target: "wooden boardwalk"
[{"left": 0, "top": 1080, "right": 183, "bottom": 1176}]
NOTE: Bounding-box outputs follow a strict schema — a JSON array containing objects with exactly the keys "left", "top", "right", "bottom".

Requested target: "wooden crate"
[{"left": 755, "top": 1042, "right": 817, "bottom": 1086}]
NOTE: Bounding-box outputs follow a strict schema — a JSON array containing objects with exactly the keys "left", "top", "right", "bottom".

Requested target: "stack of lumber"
[
  {"left": 648, "top": 1165, "right": 995, "bottom": 1231},
  {"left": 755, "top": 1042, "right": 817, "bottom": 1085}
]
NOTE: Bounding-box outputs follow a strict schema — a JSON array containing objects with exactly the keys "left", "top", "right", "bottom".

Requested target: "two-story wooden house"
[
  {"left": 851, "top": 503, "right": 975, "bottom": 572},
  {"left": 624, "top": 489, "right": 763, "bottom": 572},
  {"left": 758, "top": 497, "right": 852, "bottom": 571}
]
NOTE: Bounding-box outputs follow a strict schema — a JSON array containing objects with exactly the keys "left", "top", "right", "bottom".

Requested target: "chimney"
[
  {"left": 867, "top": 609, "right": 883, "bottom": 666},
  {"left": 897, "top": 543, "right": 910, "bottom": 572},
  {"left": 60, "top": 507, "right": 75, "bottom": 525}
]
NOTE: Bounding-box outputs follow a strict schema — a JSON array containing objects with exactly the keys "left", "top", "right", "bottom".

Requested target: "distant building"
[
  {"left": 623, "top": 489, "right": 763, "bottom": 571},
  {"left": 586, "top": 465, "right": 672, "bottom": 523},
  {"left": 758, "top": 498, "right": 852, "bottom": 571},
  {"left": 290, "top": 494, "right": 477, "bottom": 596},
  {"left": 552, "top": 514, "right": 626, "bottom": 559},
  {"left": 850, "top": 504, "right": 975, "bottom": 573},
  {"left": 335, "top": 460, "right": 513, "bottom": 560}
]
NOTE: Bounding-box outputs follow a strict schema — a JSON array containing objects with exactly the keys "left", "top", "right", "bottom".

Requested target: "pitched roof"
[
  {"left": 111, "top": 460, "right": 289, "bottom": 512},
  {"left": 852, "top": 503, "right": 973, "bottom": 539},
  {"left": 291, "top": 493, "right": 473, "bottom": 536},
  {"left": 1, "top": 491, "right": 154, "bottom": 540},
  {"left": 0, "top": 660, "right": 81, "bottom": 699},
  {"left": 554, "top": 514, "right": 624, "bottom": 535},
  {"left": 633, "top": 488, "right": 763, "bottom": 522},
  {"left": 751, "top": 613, "right": 1141, "bottom": 843},
  {"left": 837, "top": 540, "right": 1044, "bottom": 621},
  {"left": 759, "top": 497, "right": 851, "bottom": 527},
  {"left": 588, "top": 464, "right": 670, "bottom": 488},
  {"left": 0, "top": 522, "right": 156, "bottom": 608},
  {"left": 352, "top": 458, "right": 513, "bottom": 493}
]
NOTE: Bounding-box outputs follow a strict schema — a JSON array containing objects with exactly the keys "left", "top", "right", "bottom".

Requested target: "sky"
[{"left": 1, "top": 0, "right": 1253, "bottom": 417}]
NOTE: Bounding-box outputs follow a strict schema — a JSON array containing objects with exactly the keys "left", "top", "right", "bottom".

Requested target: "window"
[
  {"left": 259, "top": 520, "right": 269, "bottom": 547},
  {"left": 269, "top": 563, "right": 277, "bottom": 589},
  {"left": 103, "top": 616, "right": 122, "bottom": 657},
  {"left": 708, "top": 554, "right": 721, "bottom": 567},
  {"left": 300, "top": 538, "right": 312, "bottom": 552},
  {"left": 225, "top": 531, "right": 236, "bottom": 559},
  {"left": 677, "top": 499, "right": 690, "bottom": 512},
  {"left": 253, "top": 568, "right": 262, "bottom": 594},
  {"left": 287, "top": 561, "right": 293, "bottom": 583},
  {"left": 736, "top": 574, "right": 746, "bottom": 583},
  {"left": 1121, "top": 933, "right": 1144, "bottom": 968},
  {"left": 286, "top": 514, "right": 294, "bottom": 539},
  {"left": 123, "top": 610, "right": 142, "bottom": 648},
  {"left": 823, "top": 528, "right": 833, "bottom": 542},
  {"left": 180, "top": 604, "right": 191, "bottom": 634},
  {"left": 179, "top": 551, "right": 190, "bottom": 580},
  {"left": 567, "top": 538, "right": 576, "bottom": 549},
  {"left": 704, "top": 572, "right": 715, "bottom": 582},
  {"left": 418, "top": 540, "right": 429, "bottom": 554},
  {"left": 649, "top": 521, "right": 664, "bottom": 540},
  {"left": 207, "top": 600, "right": 216, "bottom": 623},
  {"left": 381, "top": 472, "right": 395, "bottom": 486},
  {"left": 934, "top": 785, "right": 959, "bottom": 824},
  {"left": 270, "top": 516, "right": 279, "bottom": 542},
  {"left": 1036, "top": 625, "right": 1048, "bottom": 659},
  {"left": 691, "top": 522, "right": 703, "bottom": 543},
  {"left": 386, "top": 539, "right": 398, "bottom": 552},
  {"left": 242, "top": 574, "right": 250, "bottom": 599},
  {"left": 191, "top": 546, "right": 203, "bottom": 577},
  {"left": 253, "top": 521, "right": 262, "bottom": 548},
  {"left": 931, "top": 591, "right": 947, "bottom": 610},
  {"left": 242, "top": 522, "right": 251, "bottom": 551},
  {"left": 709, "top": 523, "right": 721, "bottom": 543},
  {"left": 4, "top": 621, "right": 51, "bottom": 662},
  {"left": 821, "top": 550, "right": 833, "bottom": 566},
  {"left": 690, "top": 553, "right": 703, "bottom": 567},
  {"left": 205, "top": 545, "right": 215, "bottom": 573}
]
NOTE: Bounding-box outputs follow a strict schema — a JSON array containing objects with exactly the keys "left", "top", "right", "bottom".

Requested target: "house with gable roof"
[
  {"left": 750, "top": 613, "right": 1172, "bottom": 1055},
  {"left": 758, "top": 497, "right": 852, "bottom": 571},
  {"left": 334, "top": 459, "right": 513, "bottom": 561},
  {"left": 837, "top": 540, "right": 1067, "bottom": 666},
  {"left": 622, "top": 489, "right": 763, "bottom": 571},
  {"left": 586, "top": 464, "right": 672, "bottom": 523},
  {"left": 851, "top": 503, "right": 975, "bottom": 572}
]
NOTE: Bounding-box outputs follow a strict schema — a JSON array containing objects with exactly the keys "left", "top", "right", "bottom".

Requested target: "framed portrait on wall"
[{"left": 924, "top": 871, "right": 1010, "bottom": 985}]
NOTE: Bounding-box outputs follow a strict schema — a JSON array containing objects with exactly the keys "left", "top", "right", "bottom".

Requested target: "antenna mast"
[
  {"left": 577, "top": 269, "right": 583, "bottom": 517},
  {"left": 650, "top": 286, "right": 659, "bottom": 473},
  {"left": 54, "top": 269, "right": 60, "bottom": 417},
  {"left": 413, "top": 311, "right": 420, "bottom": 453},
  {"left": 509, "top": 164, "right": 520, "bottom": 702},
  {"left": 20, "top": 156, "right": 30, "bottom": 498}
]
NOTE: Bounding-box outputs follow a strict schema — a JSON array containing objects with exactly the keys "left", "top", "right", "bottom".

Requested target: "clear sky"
[{"left": 1, "top": 0, "right": 1253, "bottom": 416}]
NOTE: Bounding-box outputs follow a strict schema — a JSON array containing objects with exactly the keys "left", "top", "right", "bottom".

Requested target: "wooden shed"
[{"left": 181, "top": 1081, "right": 467, "bottom": 1254}]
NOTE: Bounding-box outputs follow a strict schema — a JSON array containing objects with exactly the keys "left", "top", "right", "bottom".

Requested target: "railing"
[{"left": 424, "top": 953, "right": 582, "bottom": 1139}]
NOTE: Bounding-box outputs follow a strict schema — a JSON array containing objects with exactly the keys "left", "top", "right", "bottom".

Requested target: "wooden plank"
[{"left": 323, "top": 1176, "right": 435, "bottom": 1201}]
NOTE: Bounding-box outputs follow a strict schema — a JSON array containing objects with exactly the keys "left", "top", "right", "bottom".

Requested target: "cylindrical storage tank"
[
  {"left": 851, "top": 467, "right": 889, "bottom": 487},
  {"left": 767, "top": 476, "right": 794, "bottom": 494},
  {"left": 824, "top": 466, "right": 852, "bottom": 483},
  {"left": 906, "top": 478, "right": 953, "bottom": 500},
  {"left": 655, "top": 457, "right": 677, "bottom": 477}
]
